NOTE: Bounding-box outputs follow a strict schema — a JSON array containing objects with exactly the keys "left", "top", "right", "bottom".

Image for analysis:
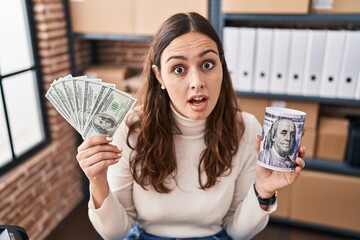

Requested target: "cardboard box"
[
  {"left": 84, "top": 65, "right": 132, "bottom": 91},
  {"left": 124, "top": 74, "right": 143, "bottom": 96},
  {"left": 222, "top": 0, "right": 310, "bottom": 14},
  {"left": 301, "top": 128, "right": 316, "bottom": 158},
  {"left": 290, "top": 170, "right": 360, "bottom": 232},
  {"left": 311, "top": 0, "right": 360, "bottom": 14},
  {"left": 70, "top": 0, "right": 134, "bottom": 35},
  {"left": 134, "top": 0, "right": 208, "bottom": 35},
  {"left": 270, "top": 100, "right": 319, "bottom": 129},
  {"left": 237, "top": 97, "right": 270, "bottom": 124},
  {"left": 271, "top": 186, "right": 292, "bottom": 219},
  {"left": 237, "top": 98, "right": 319, "bottom": 132},
  {"left": 316, "top": 117, "right": 349, "bottom": 162}
]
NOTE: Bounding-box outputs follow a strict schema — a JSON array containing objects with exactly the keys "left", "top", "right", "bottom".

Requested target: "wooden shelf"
[
  {"left": 72, "top": 33, "right": 152, "bottom": 42},
  {"left": 304, "top": 158, "right": 360, "bottom": 176},
  {"left": 270, "top": 217, "right": 360, "bottom": 239},
  {"left": 236, "top": 91, "right": 360, "bottom": 107},
  {"left": 224, "top": 13, "right": 360, "bottom": 23}
]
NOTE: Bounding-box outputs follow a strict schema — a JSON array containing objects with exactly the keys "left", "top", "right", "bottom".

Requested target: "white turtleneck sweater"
[{"left": 88, "top": 108, "right": 276, "bottom": 240}]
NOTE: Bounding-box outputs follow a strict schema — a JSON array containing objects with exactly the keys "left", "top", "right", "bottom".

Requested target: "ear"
[{"left": 152, "top": 64, "right": 164, "bottom": 85}]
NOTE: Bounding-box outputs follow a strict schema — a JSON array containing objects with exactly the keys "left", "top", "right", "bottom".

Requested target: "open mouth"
[{"left": 188, "top": 97, "right": 208, "bottom": 105}]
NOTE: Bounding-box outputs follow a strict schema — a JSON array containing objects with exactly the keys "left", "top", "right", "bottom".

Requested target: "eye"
[
  {"left": 173, "top": 65, "right": 185, "bottom": 75},
  {"left": 202, "top": 60, "right": 215, "bottom": 70},
  {"left": 280, "top": 130, "right": 287, "bottom": 136}
]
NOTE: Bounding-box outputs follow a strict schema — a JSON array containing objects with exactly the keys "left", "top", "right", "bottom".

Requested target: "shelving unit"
[
  {"left": 223, "top": 13, "right": 360, "bottom": 23},
  {"left": 72, "top": 33, "right": 153, "bottom": 42},
  {"left": 217, "top": 1, "right": 360, "bottom": 237},
  {"left": 236, "top": 91, "right": 360, "bottom": 106},
  {"left": 271, "top": 217, "right": 360, "bottom": 239},
  {"left": 305, "top": 158, "right": 360, "bottom": 176}
]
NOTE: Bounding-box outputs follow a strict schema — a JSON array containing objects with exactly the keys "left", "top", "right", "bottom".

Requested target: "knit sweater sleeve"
[
  {"left": 87, "top": 119, "right": 137, "bottom": 240},
  {"left": 223, "top": 112, "right": 277, "bottom": 239}
]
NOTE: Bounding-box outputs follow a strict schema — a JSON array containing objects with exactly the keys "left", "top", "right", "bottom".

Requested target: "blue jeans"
[{"left": 138, "top": 229, "right": 231, "bottom": 240}]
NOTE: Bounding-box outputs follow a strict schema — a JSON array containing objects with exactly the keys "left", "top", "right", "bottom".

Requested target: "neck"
[{"left": 170, "top": 104, "right": 206, "bottom": 137}]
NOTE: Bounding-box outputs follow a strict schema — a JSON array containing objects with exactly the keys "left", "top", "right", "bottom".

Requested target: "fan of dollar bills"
[{"left": 45, "top": 74, "right": 137, "bottom": 139}]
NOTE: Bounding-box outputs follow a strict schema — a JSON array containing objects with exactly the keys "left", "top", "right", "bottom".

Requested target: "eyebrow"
[
  {"left": 165, "top": 49, "right": 219, "bottom": 63},
  {"left": 199, "top": 49, "right": 218, "bottom": 58}
]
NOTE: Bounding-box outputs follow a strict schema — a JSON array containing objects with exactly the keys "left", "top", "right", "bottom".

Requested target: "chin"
[
  {"left": 188, "top": 111, "right": 210, "bottom": 120},
  {"left": 190, "top": 116, "right": 206, "bottom": 120}
]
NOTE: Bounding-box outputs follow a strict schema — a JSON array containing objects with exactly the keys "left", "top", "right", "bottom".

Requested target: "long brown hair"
[{"left": 127, "top": 12, "right": 245, "bottom": 193}]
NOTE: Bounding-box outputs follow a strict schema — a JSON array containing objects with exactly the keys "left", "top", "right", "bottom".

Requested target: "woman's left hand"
[{"left": 254, "top": 135, "right": 306, "bottom": 199}]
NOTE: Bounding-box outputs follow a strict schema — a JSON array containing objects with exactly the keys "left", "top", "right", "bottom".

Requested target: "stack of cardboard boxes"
[
  {"left": 84, "top": 65, "right": 142, "bottom": 96},
  {"left": 222, "top": 0, "right": 311, "bottom": 14},
  {"left": 222, "top": 0, "right": 360, "bottom": 14},
  {"left": 290, "top": 170, "right": 360, "bottom": 233},
  {"left": 316, "top": 117, "right": 349, "bottom": 162},
  {"left": 69, "top": 0, "right": 208, "bottom": 36}
]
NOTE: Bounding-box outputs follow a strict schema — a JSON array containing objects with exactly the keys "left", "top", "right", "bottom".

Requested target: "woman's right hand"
[{"left": 77, "top": 135, "right": 122, "bottom": 207}]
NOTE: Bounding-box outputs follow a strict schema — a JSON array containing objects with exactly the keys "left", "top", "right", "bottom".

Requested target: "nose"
[
  {"left": 189, "top": 69, "right": 205, "bottom": 90},
  {"left": 285, "top": 133, "right": 291, "bottom": 141}
]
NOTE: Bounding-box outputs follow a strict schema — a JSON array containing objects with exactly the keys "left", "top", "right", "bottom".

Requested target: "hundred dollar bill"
[
  {"left": 70, "top": 75, "right": 87, "bottom": 132},
  {"left": 49, "top": 80, "right": 80, "bottom": 131},
  {"left": 45, "top": 88, "right": 80, "bottom": 133},
  {"left": 73, "top": 77, "right": 103, "bottom": 132},
  {"left": 81, "top": 80, "right": 116, "bottom": 129},
  {"left": 82, "top": 80, "right": 110, "bottom": 133},
  {"left": 82, "top": 87, "right": 136, "bottom": 139},
  {"left": 54, "top": 79, "right": 79, "bottom": 126}
]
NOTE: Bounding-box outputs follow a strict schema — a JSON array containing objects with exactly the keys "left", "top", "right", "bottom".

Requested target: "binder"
[
  {"left": 356, "top": 70, "right": 360, "bottom": 100},
  {"left": 302, "top": 29, "right": 327, "bottom": 97},
  {"left": 269, "top": 28, "right": 291, "bottom": 94},
  {"left": 237, "top": 28, "right": 256, "bottom": 92},
  {"left": 319, "top": 30, "right": 346, "bottom": 98},
  {"left": 253, "top": 28, "right": 273, "bottom": 93},
  {"left": 286, "top": 29, "right": 308, "bottom": 95},
  {"left": 223, "top": 27, "right": 239, "bottom": 91},
  {"left": 336, "top": 30, "right": 360, "bottom": 99}
]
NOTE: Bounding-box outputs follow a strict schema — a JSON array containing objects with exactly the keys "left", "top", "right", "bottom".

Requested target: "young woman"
[{"left": 76, "top": 12, "right": 305, "bottom": 240}]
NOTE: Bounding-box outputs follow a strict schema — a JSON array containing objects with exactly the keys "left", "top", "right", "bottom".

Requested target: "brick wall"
[
  {"left": 97, "top": 40, "right": 149, "bottom": 69},
  {"left": 0, "top": 1, "right": 84, "bottom": 239},
  {"left": 0, "top": 1, "right": 150, "bottom": 239},
  {"left": 74, "top": 39, "right": 92, "bottom": 73},
  {"left": 74, "top": 39, "right": 149, "bottom": 73},
  {"left": 73, "top": 39, "right": 149, "bottom": 77}
]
